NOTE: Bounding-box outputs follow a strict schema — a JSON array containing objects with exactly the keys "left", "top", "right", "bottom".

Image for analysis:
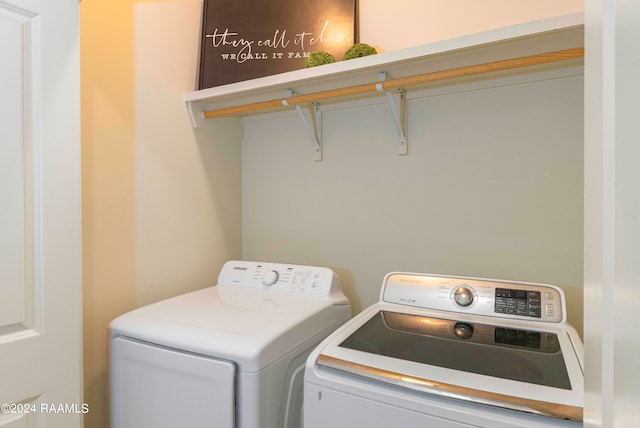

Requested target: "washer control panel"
[
  {"left": 495, "top": 287, "right": 543, "bottom": 318},
  {"left": 382, "top": 273, "right": 565, "bottom": 323},
  {"left": 217, "top": 260, "right": 338, "bottom": 296}
]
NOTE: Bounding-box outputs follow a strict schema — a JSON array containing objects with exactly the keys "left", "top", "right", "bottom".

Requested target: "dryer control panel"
[
  {"left": 217, "top": 260, "right": 341, "bottom": 297},
  {"left": 381, "top": 273, "right": 566, "bottom": 323}
]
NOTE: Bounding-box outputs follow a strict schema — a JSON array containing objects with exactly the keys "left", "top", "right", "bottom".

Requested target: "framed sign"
[{"left": 198, "top": 0, "right": 357, "bottom": 89}]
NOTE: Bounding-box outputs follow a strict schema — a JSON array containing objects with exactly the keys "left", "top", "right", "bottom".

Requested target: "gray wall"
[{"left": 242, "top": 66, "right": 584, "bottom": 335}]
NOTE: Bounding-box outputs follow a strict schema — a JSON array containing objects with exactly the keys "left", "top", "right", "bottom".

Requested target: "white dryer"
[
  {"left": 110, "top": 260, "right": 351, "bottom": 428},
  {"left": 305, "top": 272, "right": 583, "bottom": 427}
]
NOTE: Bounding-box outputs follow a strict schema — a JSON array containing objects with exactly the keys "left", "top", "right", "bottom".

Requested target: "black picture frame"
[{"left": 198, "top": 0, "right": 357, "bottom": 89}]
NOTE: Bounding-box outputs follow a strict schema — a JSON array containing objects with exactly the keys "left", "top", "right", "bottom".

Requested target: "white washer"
[
  {"left": 305, "top": 272, "right": 583, "bottom": 427},
  {"left": 110, "top": 260, "right": 351, "bottom": 428}
]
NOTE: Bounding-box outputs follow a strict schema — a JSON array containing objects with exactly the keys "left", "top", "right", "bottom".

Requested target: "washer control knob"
[
  {"left": 453, "top": 286, "right": 474, "bottom": 307},
  {"left": 262, "top": 270, "right": 279, "bottom": 286}
]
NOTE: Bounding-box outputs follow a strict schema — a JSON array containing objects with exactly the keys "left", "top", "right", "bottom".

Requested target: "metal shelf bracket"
[
  {"left": 186, "top": 100, "right": 201, "bottom": 128},
  {"left": 377, "top": 71, "right": 408, "bottom": 155},
  {"left": 283, "top": 88, "right": 322, "bottom": 161}
]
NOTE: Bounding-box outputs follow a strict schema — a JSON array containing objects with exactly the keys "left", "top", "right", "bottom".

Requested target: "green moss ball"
[
  {"left": 305, "top": 51, "right": 336, "bottom": 68},
  {"left": 342, "top": 43, "right": 378, "bottom": 60}
]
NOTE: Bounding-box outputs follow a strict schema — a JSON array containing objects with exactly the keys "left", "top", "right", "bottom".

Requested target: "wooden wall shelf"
[
  {"left": 184, "top": 13, "right": 584, "bottom": 160},
  {"left": 199, "top": 47, "right": 583, "bottom": 119}
]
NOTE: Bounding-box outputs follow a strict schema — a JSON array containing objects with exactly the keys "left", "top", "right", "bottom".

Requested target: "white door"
[{"left": 0, "top": 0, "right": 82, "bottom": 427}]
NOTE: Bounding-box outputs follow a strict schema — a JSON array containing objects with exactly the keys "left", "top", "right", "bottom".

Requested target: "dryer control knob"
[
  {"left": 262, "top": 270, "right": 279, "bottom": 286},
  {"left": 453, "top": 286, "right": 474, "bottom": 307}
]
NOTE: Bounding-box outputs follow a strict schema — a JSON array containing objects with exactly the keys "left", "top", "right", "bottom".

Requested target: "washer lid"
[
  {"left": 110, "top": 286, "right": 350, "bottom": 372},
  {"left": 316, "top": 304, "right": 584, "bottom": 422}
]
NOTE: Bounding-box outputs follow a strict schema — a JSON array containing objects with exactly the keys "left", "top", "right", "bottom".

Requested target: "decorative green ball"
[
  {"left": 342, "top": 43, "right": 378, "bottom": 60},
  {"left": 305, "top": 51, "right": 336, "bottom": 68}
]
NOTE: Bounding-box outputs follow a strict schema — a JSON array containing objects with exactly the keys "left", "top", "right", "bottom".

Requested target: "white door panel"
[
  {"left": 0, "top": 413, "right": 31, "bottom": 428},
  {"left": 0, "top": 0, "right": 82, "bottom": 426},
  {"left": 0, "top": 1, "right": 30, "bottom": 330}
]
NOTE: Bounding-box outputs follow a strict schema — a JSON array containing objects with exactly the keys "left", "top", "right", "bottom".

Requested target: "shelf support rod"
[
  {"left": 283, "top": 88, "right": 322, "bottom": 161},
  {"left": 378, "top": 72, "right": 408, "bottom": 155}
]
